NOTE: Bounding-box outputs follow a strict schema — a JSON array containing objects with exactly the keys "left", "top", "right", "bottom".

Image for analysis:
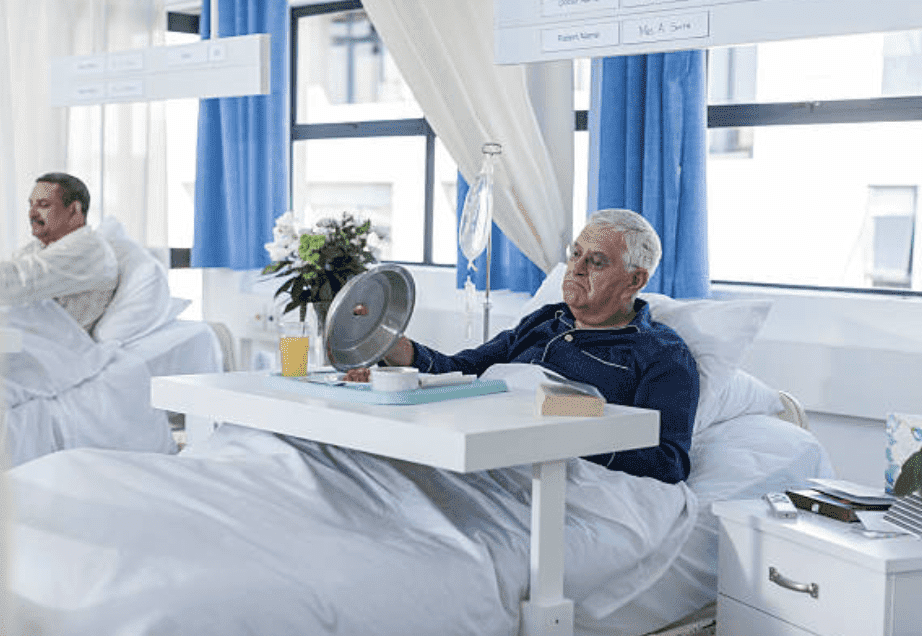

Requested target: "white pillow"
[
  {"left": 707, "top": 368, "right": 784, "bottom": 426},
  {"left": 92, "top": 217, "right": 174, "bottom": 344},
  {"left": 512, "top": 263, "right": 774, "bottom": 433},
  {"left": 640, "top": 292, "right": 773, "bottom": 433}
]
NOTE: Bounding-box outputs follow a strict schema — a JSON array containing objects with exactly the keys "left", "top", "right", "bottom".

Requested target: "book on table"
[
  {"left": 535, "top": 371, "right": 605, "bottom": 417},
  {"left": 785, "top": 485, "right": 893, "bottom": 523}
]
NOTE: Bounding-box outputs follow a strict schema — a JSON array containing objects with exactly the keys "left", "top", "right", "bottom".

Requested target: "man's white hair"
[{"left": 586, "top": 208, "right": 661, "bottom": 279}]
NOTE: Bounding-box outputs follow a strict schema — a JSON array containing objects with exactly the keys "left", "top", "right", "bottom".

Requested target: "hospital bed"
[
  {"left": 3, "top": 282, "right": 834, "bottom": 636},
  {"left": 1, "top": 218, "right": 225, "bottom": 468}
]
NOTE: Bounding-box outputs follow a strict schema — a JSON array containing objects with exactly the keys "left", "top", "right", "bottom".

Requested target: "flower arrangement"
[{"left": 262, "top": 211, "right": 385, "bottom": 322}]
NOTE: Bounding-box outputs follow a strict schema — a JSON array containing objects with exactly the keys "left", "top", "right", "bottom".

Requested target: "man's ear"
[
  {"left": 68, "top": 201, "right": 87, "bottom": 228},
  {"left": 630, "top": 268, "right": 649, "bottom": 292}
]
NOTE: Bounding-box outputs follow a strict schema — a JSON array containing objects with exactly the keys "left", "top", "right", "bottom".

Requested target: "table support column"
[
  {"left": 520, "top": 459, "right": 574, "bottom": 636},
  {"left": 184, "top": 415, "right": 218, "bottom": 448}
]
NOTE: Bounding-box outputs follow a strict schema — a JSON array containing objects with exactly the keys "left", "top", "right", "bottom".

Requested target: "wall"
[{"left": 202, "top": 266, "right": 918, "bottom": 489}]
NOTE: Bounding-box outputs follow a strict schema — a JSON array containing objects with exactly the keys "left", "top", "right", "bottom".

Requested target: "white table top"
[
  {"left": 152, "top": 371, "right": 660, "bottom": 473},
  {"left": 0, "top": 327, "right": 23, "bottom": 353}
]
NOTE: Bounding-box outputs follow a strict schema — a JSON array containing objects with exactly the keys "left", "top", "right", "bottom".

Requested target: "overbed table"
[{"left": 151, "top": 371, "right": 659, "bottom": 636}]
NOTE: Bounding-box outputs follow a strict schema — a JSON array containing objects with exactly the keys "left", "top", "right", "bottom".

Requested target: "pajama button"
[{"left": 564, "top": 334, "right": 573, "bottom": 342}]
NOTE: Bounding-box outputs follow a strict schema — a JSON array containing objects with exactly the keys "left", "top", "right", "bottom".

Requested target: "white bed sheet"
[
  {"left": 2, "top": 302, "right": 219, "bottom": 468},
  {"left": 4, "top": 411, "right": 833, "bottom": 636},
  {"left": 124, "top": 319, "right": 223, "bottom": 378},
  {"left": 7, "top": 418, "right": 698, "bottom": 636}
]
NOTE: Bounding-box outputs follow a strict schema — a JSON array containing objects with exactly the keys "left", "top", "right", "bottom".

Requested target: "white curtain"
[
  {"left": 0, "top": 0, "right": 167, "bottom": 259},
  {"left": 0, "top": 0, "right": 16, "bottom": 258},
  {"left": 362, "top": 0, "right": 574, "bottom": 273}
]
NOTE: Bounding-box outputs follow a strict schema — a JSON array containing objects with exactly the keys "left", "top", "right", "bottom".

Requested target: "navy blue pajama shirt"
[{"left": 410, "top": 299, "right": 699, "bottom": 484}]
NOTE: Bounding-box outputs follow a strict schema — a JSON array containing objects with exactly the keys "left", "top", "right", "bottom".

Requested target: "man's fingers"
[{"left": 343, "top": 367, "right": 370, "bottom": 383}]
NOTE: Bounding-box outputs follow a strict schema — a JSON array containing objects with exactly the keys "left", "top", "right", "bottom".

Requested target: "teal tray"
[{"left": 263, "top": 373, "right": 508, "bottom": 405}]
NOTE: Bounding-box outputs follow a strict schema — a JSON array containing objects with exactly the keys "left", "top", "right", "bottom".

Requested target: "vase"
[{"left": 310, "top": 301, "right": 332, "bottom": 369}]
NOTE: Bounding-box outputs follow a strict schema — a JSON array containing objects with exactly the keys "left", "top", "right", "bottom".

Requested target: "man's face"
[
  {"left": 28, "top": 182, "right": 84, "bottom": 246},
  {"left": 562, "top": 225, "right": 647, "bottom": 328}
]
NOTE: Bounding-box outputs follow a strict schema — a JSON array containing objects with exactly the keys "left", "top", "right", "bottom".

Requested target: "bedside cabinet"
[{"left": 712, "top": 499, "right": 922, "bottom": 636}]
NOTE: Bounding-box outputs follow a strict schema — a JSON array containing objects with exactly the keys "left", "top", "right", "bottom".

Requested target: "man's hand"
[
  {"left": 343, "top": 367, "right": 370, "bottom": 383},
  {"left": 341, "top": 336, "right": 415, "bottom": 382},
  {"left": 381, "top": 336, "right": 414, "bottom": 367}
]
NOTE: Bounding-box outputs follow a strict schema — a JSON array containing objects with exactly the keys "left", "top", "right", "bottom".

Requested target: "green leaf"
[
  {"left": 893, "top": 450, "right": 922, "bottom": 496},
  {"left": 274, "top": 278, "right": 295, "bottom": 298}
]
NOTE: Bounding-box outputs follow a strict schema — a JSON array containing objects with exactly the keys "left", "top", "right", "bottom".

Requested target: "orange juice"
[{"left": 279, "top": 336, "right": 310, "bottom": 376}]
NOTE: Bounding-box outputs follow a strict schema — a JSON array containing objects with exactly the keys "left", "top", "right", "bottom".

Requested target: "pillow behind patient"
[
  {"left": 513, "top": 263, "right": 775, "bottom": 433},
  {"left": 92, "top": 217, "right": 174, "bottom": 345}
]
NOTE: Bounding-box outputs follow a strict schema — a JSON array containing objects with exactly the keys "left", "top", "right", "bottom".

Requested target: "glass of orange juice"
[{"left": 279, "top": 322, "right": 310, "bottom": 377}]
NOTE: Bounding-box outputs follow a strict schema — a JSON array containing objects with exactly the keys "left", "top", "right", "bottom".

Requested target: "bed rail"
[{"left": 777, "top": 391, "right": 809, "bottom": 429}]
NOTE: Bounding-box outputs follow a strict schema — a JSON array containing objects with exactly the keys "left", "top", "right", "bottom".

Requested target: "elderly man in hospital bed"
[
  {"left": 348, "top": 208, "right": 700, "bottom": 485},
  {"left": 0, "top": 172, "right": 118, "bottom": 333}
]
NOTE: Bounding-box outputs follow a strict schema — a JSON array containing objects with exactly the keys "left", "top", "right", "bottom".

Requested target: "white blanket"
[
  {"left": 2, "top": 300, "right": 176, "bottom": 467},
  {"left": 7, "top": 423, "right": 696, "bottom": 636}
]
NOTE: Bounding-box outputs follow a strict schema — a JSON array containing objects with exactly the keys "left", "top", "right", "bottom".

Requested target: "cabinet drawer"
[
  {"left": 717, "top": 594, "right": 813, "bottom": 636},
  {"left": 718, "top": 518, "right": 887, "bottom": 636}
]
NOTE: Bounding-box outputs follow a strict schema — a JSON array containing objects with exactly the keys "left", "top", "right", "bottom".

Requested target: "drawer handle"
[{"left": 768, "top": 567, "right": 819, "bottom": 598}]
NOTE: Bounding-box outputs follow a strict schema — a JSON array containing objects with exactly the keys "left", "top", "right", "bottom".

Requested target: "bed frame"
[{"left": 642, "top": 390, "right": 810, "bottom": 636}]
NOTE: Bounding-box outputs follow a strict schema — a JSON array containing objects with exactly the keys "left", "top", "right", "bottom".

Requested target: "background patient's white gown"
[{"left": 0, "top": 226, "right": 118, "bottom": 332}]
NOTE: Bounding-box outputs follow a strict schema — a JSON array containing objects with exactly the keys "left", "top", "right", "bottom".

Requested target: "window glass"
[
  {"left": 433, "top": 137, "right": 460, "bottom": 265},
  {"left": 292, "top": 136, "right": 426, "bottom": 262},
  {"left": 295, "top": 10, "right": 423, "bottom": 124},
  {"left": 574, "top": 58, "right": 591, "bottom": 111},
  {"left": 708, "top": 30, "right": 922, "bottom": 104},
  {"left": 707, "top": 122, "right": 922, "bottom": 291}
]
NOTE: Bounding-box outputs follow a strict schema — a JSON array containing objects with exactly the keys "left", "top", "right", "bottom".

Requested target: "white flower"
[
  {"left": 265, "top": 241, "right": 293, "bottom": 262},
  {"left": 266, "top": 210, "right": 310, "bottom": 261}
]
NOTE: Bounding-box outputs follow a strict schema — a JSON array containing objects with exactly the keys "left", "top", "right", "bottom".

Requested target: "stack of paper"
[{"left": 807, "top": 478, "right": 896, "bottom": 507}]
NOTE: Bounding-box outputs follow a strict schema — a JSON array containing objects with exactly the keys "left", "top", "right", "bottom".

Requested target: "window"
[
  {"left": 292, "top": 3, "right": 450, "bottom": 264},
  {"left": 707, "top": 30, "right": 922, "bottom": 294}
]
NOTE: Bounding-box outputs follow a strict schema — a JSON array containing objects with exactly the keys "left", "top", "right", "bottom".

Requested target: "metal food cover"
[{"left": 324, "top": 264, "right": 415, "bottom": 370}]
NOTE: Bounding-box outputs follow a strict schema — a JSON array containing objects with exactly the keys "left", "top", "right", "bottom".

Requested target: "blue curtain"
[
  {"left": 192, "top": 0, "right": 289, "bottom": 270},
  {"left": 455, "top": 174, "right": 545, "bottom": 294},
  {"left": 587, "top": 51, "right": 709, "bottom": 299}
]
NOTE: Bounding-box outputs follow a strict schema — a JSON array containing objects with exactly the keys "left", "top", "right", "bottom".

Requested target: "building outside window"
[{"left": 707, "top": 29, "right": 922, "bottom": 293}]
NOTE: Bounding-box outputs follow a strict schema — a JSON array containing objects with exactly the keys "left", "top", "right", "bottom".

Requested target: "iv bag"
[
  {"left": 459, "top": 174, "right": 492, "bottom": 263},
  {"left": 458, "top": 143, "right": 501, "bottom": 264}
]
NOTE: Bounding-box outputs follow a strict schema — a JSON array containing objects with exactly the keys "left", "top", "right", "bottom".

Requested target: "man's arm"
[
  {"left": 344, "top": 332, "right": 514, "bottom": 382},
  {"left": 0, "top": 231, "right": 117, "bottom": 306},
  {"left": 583, "top": 348, "right": 699, "bottom": 484}
]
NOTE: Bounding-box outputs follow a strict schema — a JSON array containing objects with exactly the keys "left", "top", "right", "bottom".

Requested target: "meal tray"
[{"left": 264, "top": 373, "right": 508, "bottom": 405}]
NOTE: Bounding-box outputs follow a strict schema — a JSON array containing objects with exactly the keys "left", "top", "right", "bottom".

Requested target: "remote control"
[{"left": 763, "top": 492, "right": 798, "bottom": 519}]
